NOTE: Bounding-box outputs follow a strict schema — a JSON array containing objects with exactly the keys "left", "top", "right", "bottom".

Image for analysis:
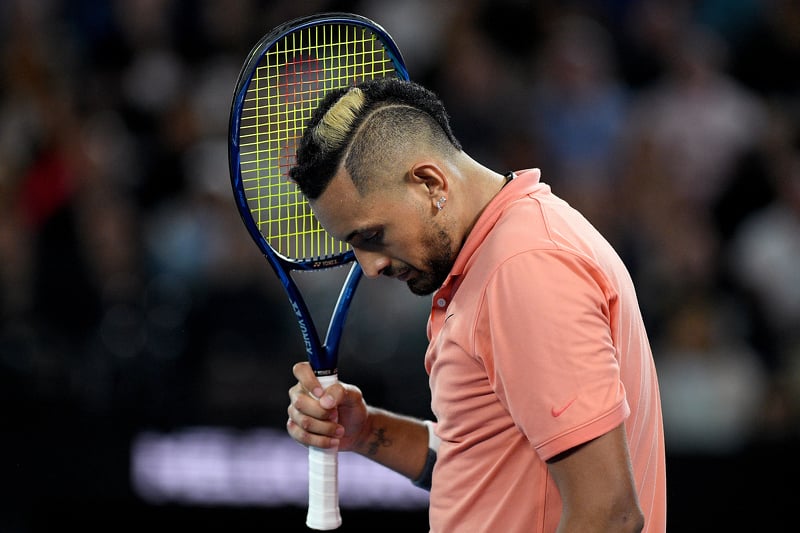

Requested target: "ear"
[{"left": 408, "top": 162, "right": 448, "bottom": 205}]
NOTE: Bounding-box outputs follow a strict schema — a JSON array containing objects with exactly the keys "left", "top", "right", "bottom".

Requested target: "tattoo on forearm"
[{"left": 366, "top": 427, "right": 392, "bottom": 456}]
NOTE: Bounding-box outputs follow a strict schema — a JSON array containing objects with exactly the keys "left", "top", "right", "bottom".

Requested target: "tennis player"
[{"left": 286, "top": 78, "right": 666, "bottom": 532}]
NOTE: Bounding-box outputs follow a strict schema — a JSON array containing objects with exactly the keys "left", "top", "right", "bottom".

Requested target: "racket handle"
[{"left": 306, "top": 373, "right": 342, "bottom": 530}]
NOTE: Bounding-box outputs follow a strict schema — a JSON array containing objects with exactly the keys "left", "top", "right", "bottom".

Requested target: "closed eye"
[
  {"left": 352, "top": 229, "right": 384, "bottom": 249},
  {"left": 363, "top": 230, "right": 382, "bottom": 243}
]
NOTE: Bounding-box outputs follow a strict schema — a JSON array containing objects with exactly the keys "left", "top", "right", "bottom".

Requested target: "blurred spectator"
[
  {"left": 726, "top": 116, "right": 800, "bottom": 424},
  {"left": 616, "top": 21, "right": 769, "bottom": 331},
  {"left": 654, "top": 288, "right": 769, "bottom": 455},
  {"left": 525, "top": 12, "right": 630, "bottom": 234},
  {"left": 655, "top": 287, "right": 769, "bottom": 455},
  {"left": 621, "top": 23, "right": 768, "bottom": 213},
  {"left": 429, "top": 4, "right": 533, "bottom": 172},
  {"left": 357, "top": 0, "right": 460, "bottom": 83}
]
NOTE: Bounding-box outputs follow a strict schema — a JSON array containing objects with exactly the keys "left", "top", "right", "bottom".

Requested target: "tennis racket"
[{"left": 227, "top": 12, "right": 408, "bottom": 530}]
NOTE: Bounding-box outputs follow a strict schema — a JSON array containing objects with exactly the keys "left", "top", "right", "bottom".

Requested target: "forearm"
[{"left": 351, "top": 407, "right": 431, "bottom": 482}]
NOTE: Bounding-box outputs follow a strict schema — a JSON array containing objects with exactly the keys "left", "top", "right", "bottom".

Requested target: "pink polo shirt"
[{"left": 425, "top": 169, "right": 666, "bottom": 532}]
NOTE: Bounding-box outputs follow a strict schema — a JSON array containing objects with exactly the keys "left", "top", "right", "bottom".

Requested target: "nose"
[{"left": 353, "top": 249, "right": 391, "bottom": 278}]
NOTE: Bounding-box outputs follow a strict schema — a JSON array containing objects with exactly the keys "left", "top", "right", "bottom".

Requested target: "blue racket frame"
[{"left": 228, "top": 12, "right": 409, "bottom": 374}]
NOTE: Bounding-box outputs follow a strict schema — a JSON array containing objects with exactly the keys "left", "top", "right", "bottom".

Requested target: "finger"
[
  {"left": 286, "top": 409, "right": 342, "bottom": 438},
  {"left": 292, "top": 361, "right": 323, "bottom": 397},
  {"left": 287, "top": 418, "right": 340, "bottom": 449},
  {"left": 290, "top": 380, "right": 342, "bottom": 419},
  {"left": 288, "top": 394, "right": 339, "bottom": 425},
  {"left": 286, "top": 411, "right": 343, "bottom": 446}
]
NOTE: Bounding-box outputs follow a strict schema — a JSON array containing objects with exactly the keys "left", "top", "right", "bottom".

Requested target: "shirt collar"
[{"left": 437, "top": 168, "right": 543, "bottom": 290}]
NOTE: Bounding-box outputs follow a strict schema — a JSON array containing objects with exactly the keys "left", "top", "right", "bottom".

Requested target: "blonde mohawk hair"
[{"left": 311, "top": 87, "right": 366, "bottom": 152}]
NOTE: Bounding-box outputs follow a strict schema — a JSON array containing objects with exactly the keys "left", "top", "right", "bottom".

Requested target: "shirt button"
[{"left": 436, "top": 298, "right": 447, "bottom": 308}]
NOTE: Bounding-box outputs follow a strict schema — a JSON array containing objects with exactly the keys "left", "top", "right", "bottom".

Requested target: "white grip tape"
[{"left": 306, "top": 373, "right": 341, "bottom": 530}]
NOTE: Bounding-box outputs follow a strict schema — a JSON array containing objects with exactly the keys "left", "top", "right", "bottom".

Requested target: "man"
[{"left": 286, "top": 78, "right": 666, "bottom": 532}]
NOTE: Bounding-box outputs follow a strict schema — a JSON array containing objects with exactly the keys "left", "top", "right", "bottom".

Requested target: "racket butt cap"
[{"left": 306, "top": 510, "right": 342, "bottom": 530}]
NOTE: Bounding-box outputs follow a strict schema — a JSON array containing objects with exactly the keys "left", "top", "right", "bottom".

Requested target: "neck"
[{"left": 451, "top": 156, "right": 510, "bottom": 245}]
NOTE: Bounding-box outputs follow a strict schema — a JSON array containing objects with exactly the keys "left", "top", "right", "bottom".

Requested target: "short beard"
[{"left": 407, "top": 224, "right": 456, "bottom": 296}]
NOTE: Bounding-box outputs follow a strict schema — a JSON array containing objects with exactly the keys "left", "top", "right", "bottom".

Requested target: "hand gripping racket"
[{"left": 227, "top": 12, "right": 408, "bottom": 530}]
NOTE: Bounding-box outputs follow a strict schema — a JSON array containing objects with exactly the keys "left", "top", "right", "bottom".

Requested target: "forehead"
[{"left": 310, "top": 168, "right": 374, "bottom": 242}]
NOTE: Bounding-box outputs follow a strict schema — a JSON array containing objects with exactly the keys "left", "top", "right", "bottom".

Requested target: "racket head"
[{"left": 229, "top": 12, "right": 409, "bottom": 271}]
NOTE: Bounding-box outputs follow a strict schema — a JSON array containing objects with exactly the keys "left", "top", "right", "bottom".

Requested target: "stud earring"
[{"left": 436, "top": 196, "right": 447, "bottom": 211}]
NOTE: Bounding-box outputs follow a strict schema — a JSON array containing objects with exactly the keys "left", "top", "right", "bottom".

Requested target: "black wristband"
[{"left": 411, "top": 447, "right": 436, "bottom": 491}]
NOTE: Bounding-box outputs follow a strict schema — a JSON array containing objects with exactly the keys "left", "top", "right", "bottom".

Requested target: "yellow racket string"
[{"left": 238, "top": 23, "right": 398, "bottom": 262}]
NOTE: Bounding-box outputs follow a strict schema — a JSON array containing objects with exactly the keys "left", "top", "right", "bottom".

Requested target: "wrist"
[
  {"left": 423, "top": 420, "right": 441, "bottom": 452},
  {"left": 350, "top": 408, "right": 436, "bottom": 483},
  {"left": 352, "top": 406, "right": 382, "bottom": 457},
  {"left": 412, "top": 420, "right": 439, "bottom": 490}
]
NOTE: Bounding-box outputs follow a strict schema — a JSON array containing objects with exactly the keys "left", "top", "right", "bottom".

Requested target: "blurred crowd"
[{"left": 1, "top": 0, "right": 799, "bottom": 502}]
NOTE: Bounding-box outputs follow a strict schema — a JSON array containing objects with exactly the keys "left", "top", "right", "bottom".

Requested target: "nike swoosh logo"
[{"left": 551, "top": 397, "right": 577, "bottom": 418}]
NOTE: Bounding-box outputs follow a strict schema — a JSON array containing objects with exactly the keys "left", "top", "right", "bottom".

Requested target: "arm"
[
  {"left": 546, "top": 423, "right": 644, "bottom": 533},
  {"left": 287, "top": 361, "right": 431, "bottom": 483},
  {"left": 352, "top": 407, "right": 433, "bottom": 484}
]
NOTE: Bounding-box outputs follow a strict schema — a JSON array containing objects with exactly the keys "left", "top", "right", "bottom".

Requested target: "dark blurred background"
[{"left": 1, "top": 0, "right": 799, "bottom": 531}]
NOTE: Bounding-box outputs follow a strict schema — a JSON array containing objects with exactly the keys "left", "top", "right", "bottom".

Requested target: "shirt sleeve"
[{"left": 475, "top": 249, "right": 630, "bottom": 460}]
